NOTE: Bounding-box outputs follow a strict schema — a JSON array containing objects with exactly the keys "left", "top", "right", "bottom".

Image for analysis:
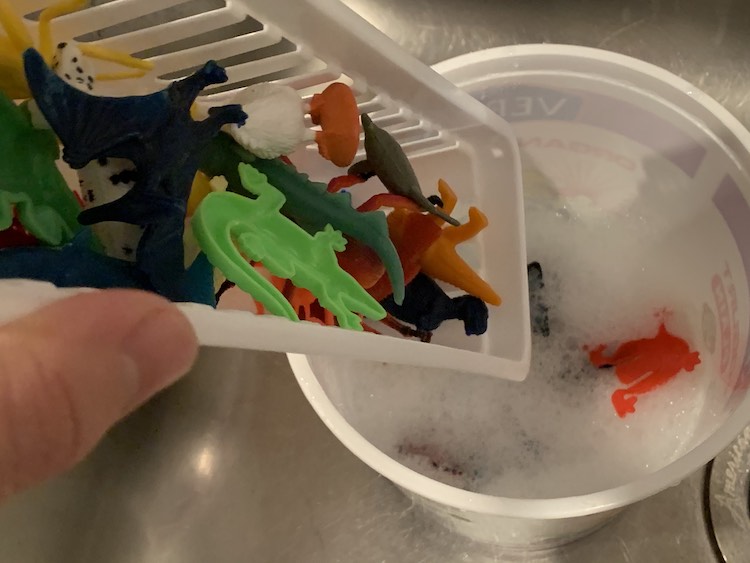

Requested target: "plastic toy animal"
[
  {"left": 528, "top": 261, "right": 550, "bottom": 337},
  {"left": 24, "top": 48, "right": 247, "bottom": 300},
  {"left": 200, "top": 132, "right": 405, "bottom": 304},
  {"left": 197, "top": 81, "right": 359, "bottom": 166},
  {"left": 0, "top": 91, "right": 80, "bottom": 246},
  {"left": 337, "top": 205, "right": 443, "bottom": 303},
  {"left": 36, "top": 41, "right": 149, "bottom": 261},
  {"left": 0, "top": 0, "right": 153, "bottom": 100},
  {"left": 380, "top": 272, "right": 489, "bottom": 343},
  {"left": 192, "top": 163, "right": 387, "bottom": 330},
  {"left": 3, "top": 0, "right": 156, "bottom": 261},
  {"left": 587, "top": 322, "right": 701, "bottom": 418},
  {"left": 0, "top": 228, "right": 216, "bottom": 305},
  {"left": 309, "top": 82, "right": 360, "bottom": 167},
  {"left": 330, "top": 113, "right": 460, "bottom": 225},
  {"left": 420, "top": 179, "right": 502, "bottom": 306}
]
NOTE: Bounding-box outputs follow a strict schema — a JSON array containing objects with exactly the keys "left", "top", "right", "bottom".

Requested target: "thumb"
[{"left": 0, "top": 289, "right": 198, "bottom": 500}]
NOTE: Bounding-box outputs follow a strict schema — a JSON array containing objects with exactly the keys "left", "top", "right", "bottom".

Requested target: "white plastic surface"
[
  {"left": 7, "top": 0, "right": 530, "bottom": 379},
  {"left": 289, "top": 45, "right": 750, "bottom": 547}
]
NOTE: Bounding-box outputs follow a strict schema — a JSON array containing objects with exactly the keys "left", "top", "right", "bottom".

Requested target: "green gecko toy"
[
  {"left": 192, "top": 163, "right": 387, "bottom": 330},
  {"left": 349, "top": 113, "right": 460, "bottom": 226},
  {"left": 199, "top": 132, "right": 405, "bottom": 305},
  {"left": 0, "top": 91, "right": 81, "bottom": 243}
]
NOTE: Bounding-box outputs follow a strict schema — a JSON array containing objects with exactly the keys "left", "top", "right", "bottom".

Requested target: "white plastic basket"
[{"left": 4, "top": 0, "right": 530, "bottom": 380}]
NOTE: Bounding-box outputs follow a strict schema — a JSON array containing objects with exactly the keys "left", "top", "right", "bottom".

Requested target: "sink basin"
[{"left": 1, "top": 1, "right": 747, "bottom": 561}]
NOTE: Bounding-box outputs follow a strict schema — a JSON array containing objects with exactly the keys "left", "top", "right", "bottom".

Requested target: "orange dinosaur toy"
[
  {"left": 420, "top": 180, "right": 502, "bottom": 306},
  {"left": 309, "top": 82, "right": 360, "bottom": 167},
  {"left": 588, "top": 322, "right": 701, "bottom": 418}
]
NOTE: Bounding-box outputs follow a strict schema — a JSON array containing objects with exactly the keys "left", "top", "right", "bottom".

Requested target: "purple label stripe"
[
  {"left": 575, "top": 92, "right": 707, "bottom": 178},
  {"left": 472, "top": 85, "right": 707, "bottom": 178},
  {"left": 713, "top": 175, "right": 750, "bottom": 388}
]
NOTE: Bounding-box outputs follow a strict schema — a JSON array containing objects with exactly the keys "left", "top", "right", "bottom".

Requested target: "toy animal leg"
[
  {"left": 328, "top": 173, "right": 368, "bottom": 193},
  {"left": 357, "top": 193, "right": 422, "bottom": 213},
  {"left": 203, "top": 105, "right": 248, "bottom": 134},
  {"left": 444, "top": 207, "right": 488, "bottom": 244},
  {"left": 316, "top": 295, "right": 361, "bottom": 331},
  {"left": 382, "top": 315, "right": 432, "bottom": 342},
  {"left": 216, "top": 279, "right": 235, "bottom": 301},
  {"left": 618, "top": 367, "right": 681, "bottom": 398}
]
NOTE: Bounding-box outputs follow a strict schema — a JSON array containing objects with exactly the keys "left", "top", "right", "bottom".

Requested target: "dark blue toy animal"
[
  {"left": 380, "top": 273, "right": 488, "bottom": 343},
  {"left": 23, "top": 48, "right": 247, "bottom": 301}
]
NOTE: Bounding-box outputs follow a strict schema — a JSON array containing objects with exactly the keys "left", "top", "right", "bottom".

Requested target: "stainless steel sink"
[{"left": 2, "top": 1, "right": 748, "bottom": 561}]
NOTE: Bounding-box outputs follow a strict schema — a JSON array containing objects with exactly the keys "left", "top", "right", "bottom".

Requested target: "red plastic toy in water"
[{"left": 587, "top": 322, "right": 701, "bottom": 418}]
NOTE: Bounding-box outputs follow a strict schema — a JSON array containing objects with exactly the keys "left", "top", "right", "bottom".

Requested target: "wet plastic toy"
[
  {"left": 587, "top": 322, "right": 701, "bottom": 418},
  {"left": 24, "top": 47, "right": 247, "bottom": 300},
  {"left": 0, "top": 191, "right": 73, "bottom": 248},
  {"left": 0, "top": 0, "right": 153, "bottom": 100},
  {"left": 200, "top": 132, "right": 405, "bottom": 304},
  {"left": 527, "top": 261, "right": 550, "bottom": 337},
  {"left": 381, "top": 272, "right": 489, "bottom": 342},
  {"left": 337, "top": 113, "right": 460, "bottom": 226},
  {"left": 211, "top": 82, "right": 315, "bottom": 160},
  {"left": 77, "top": 157, "right": 144, "bottom": 261},
  {"left": 192, "top": 163, "right": 386, "bottom": 330},
  {"left": 0, "top": 228, "right": 215, "bottom": 305},
  {"left": 335, "top": 203, "right": 441, "bottom": 295},
  {"left": 0, "top": 91, "right": 80, "bottom": 244},
  {"left": 420, "top": 179, "right": 502, "bottom": 306},
  {"left": 309, "top": 82, "right": 360, "bottom": 167}
]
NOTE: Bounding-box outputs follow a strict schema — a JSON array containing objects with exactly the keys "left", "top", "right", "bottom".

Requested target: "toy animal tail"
[
  {"left": 417, "top": 193, "right": 460, "bottom": 226},
  {"left": 369, "top": 233, "right": 405, "bottom": 305}
]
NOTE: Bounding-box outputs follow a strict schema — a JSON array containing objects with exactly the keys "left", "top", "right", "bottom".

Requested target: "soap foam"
[{"left": 308, "top": 195, "right": 712, "bottom": 499}]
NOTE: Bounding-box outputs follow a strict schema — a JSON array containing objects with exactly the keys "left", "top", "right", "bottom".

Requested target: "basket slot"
[
  {"left": 272, "top": 69, "right": 344, "bottom": 92},
  {"left": 400, "top": 135, "right": 453, "bottom": 156},
  {"left": 356, "top": 96, "right": 386, "bottom": 114},
  {"left": 386, "top": 123, "right": 431, "bottom": 144},
  {"left": 150, "top": 26, "right": 282, "bottom": 76},
  {"left": 37, "top": 0, "right": 190, "bottom": 40},
  {"left": 210, "top": 47, "right": 315, "bottom": 86},
  {"left": 369, "top": 109, "right": 412, "bottom": 128},
  {"left": 90, "top": 7, "right": 240, "bottom": 54}
]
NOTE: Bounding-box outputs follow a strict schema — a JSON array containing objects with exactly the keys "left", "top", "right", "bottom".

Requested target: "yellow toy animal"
[{"left": 0, "top": 0, "right": 153, "bottom": 100}]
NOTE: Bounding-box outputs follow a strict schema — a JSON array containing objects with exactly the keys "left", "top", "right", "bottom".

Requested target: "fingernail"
[{"left": 121, "top": 307, "right": 199, "bottom": 405}]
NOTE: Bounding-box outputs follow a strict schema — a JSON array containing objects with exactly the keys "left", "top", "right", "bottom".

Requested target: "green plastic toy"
[
  {"left": 199, "top": 132, "right": 405, "bottom": 305},
  {"left": 0, "top": 190, "right": 73, "bottom": 245},
  {"left": 0, "top": 92, "right": 81, "bottom": 243},
  {"left": 192, "top": 163, "right": 387, "bottom": 330}
]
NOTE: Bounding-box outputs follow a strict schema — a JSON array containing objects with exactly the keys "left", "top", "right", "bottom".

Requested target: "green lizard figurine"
[
  {"left": 192, "top": 163, "right": 387, "bottom": 330},
  {"left": 200, "top": 132, "right": 405, "bottom": 304}
]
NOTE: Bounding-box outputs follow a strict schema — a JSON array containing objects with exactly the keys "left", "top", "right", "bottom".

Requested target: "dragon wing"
[{"left": 23, "top": 47, "right": 168, "bottom": 169}]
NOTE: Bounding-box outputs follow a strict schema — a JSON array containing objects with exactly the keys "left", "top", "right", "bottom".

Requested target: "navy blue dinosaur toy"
[
  {"left": 380, "top": 272, "right": 488, "bottom": 343},
  {"left": 23, "top": 47, "right": 247, "bottom": 301}
]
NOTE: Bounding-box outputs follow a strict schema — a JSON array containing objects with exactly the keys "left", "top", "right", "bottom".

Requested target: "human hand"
[{"left": 0, "top": 290, "right": 198, "bottom": 501}]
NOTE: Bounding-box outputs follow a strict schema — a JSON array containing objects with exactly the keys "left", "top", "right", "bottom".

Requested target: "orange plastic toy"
[
  {"left": 283, "top": 280, "right": 336, "bottom": 326},
  {"left": 367, "top": 209, "right": 442, "bottom": 301},
  {"left": 309, "top": 82, "right": 360, "bottom": 168},
  {"left": 419, "top": 180, "right": 502, "bottom": 306},
  {"left": 588, "top": 322, "right": 701, "bottom": 418}
]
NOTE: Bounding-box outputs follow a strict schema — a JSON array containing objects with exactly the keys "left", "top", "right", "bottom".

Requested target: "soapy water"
[{"left": 307, "top": 193, "right": 715, "bottom": 499}]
